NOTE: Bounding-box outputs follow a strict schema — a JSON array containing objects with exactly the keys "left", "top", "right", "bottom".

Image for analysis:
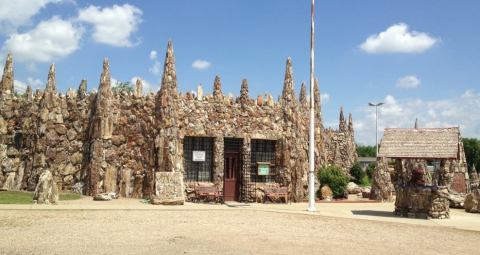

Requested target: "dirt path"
[{"left": 0, "top": 209, "right": 479, "bottom": 254}]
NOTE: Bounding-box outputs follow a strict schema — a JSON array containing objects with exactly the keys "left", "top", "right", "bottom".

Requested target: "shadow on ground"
[{"left": 351, "top": 210, "right": 412, "bottom": 219}]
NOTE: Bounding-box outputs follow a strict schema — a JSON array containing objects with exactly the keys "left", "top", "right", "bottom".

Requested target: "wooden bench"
[
  {"left": 194, "top": 186, "right": 223, "bottom": 203},
  {"left": 264, "top": 187, "right": 289, "bottom": 203}
]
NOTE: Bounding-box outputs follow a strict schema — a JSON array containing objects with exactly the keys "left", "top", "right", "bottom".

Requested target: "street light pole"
[
  {"left": 307, "top": 0, "right": 316, "bottom": 212},
  {"left": 368, "top": 102, "right": 384, "bottom": 157}
]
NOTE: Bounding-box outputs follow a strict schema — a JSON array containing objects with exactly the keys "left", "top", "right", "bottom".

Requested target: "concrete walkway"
[{"left": 1, "top": 197, "right": 479, "bottom": 232}]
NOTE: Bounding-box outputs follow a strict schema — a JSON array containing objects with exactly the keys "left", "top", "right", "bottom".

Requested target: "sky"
[{"left": 0, "top": 0, "right": 479, "bottom": 145}]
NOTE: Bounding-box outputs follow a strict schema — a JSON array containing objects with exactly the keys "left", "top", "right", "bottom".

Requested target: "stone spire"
[
  {"left": 239, "top": 79, "right": 249, "bottom": 105},
  {"left": 86, "top": 58, "right": 114, "bottom": 196},
  {"left": 26, "top": 85, "right": 33, "bottom": 101},
  {"left": 98, "top": 58, "right": 111, "bottom": 100},
  {"left": 46, "top": 63, "right": 56, "bottom": 93},
  {"left": 0, "top": 53, "right": 14, "bottom": 94},
  {"left": 77, "top": 80, "right": 87, "bottom": 100},
  {"left": 314, "top": 78, "right": 322, "bottom": 120},
  {"left": 134, "top": 78, "right": 143, "bottom": 97},
  {"left": 414, "top": 118, "right": 418, "bottom": 129},
  {"left": 471, "top": 164, "right": 479, "bottom": 189},
  {"left": 348, "top": 113, "right": 354, "bottom": 133},
  {"left": 197, "top": 84, "right": 203, "bottom": 100},
  {"left": 281, "top": 57, "right": 296, "bottom": 103},
  {"left": 339, "top": 107, "right": 347, "bottom": 132},
  {"left": 299, "top": 82, "right": 307, "bottom": 106},
  {"left": 213, "top": 75, "right": 223, "bottom": 100},
  {"left": 160, "top": 40, "right": 178, "bottom": 98}
]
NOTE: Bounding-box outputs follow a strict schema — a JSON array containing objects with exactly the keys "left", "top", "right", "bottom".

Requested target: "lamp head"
[{"left": 368, "top": 102, "right": 385, "bottom": 107}]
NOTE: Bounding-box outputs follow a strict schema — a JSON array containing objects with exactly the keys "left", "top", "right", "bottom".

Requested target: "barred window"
[
  {"left": 183, "top": 136, "right": 214, "bottom": 182},
  {"left": 251, "top": 139, "right": 276, "bottom": 183}
]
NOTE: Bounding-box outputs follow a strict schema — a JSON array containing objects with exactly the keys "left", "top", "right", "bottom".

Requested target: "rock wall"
[
  {"left": 390, "top": 156, "right": 470, "bottom": 218},
  {"left": 0, "top": 42, "right": 357, "bottom": 201}
]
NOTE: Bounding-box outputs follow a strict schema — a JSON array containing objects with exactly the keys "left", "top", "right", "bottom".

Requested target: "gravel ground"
[{"left": 0, "top": 209, "right": 479, "bottom": 255}]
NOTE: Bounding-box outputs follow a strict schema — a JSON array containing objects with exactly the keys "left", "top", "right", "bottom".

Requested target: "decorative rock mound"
[
  {"left": 320, "top": 185, "right": 333, "bottom": 201},
  {"left": 93, "top": 192, "right": 118, "bottom": 201},
  {"left": 33, "top": 170, "right": 58, "bottom": 204},
  {"left": 464, "top": 189, "right": 480, "bottom": 213},
  {"left": 346, "top": 182, "right": 362, "bottom": 194},
  {"left": 370, "top": 158, "right": 394, "bottom": 201}
]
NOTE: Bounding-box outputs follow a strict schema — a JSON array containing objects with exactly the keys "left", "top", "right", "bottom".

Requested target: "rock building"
[
  {"left": 0, "top": 42, "right": 357, "bottom": 202},
  {"left": 374, "top": 126, "right": 470, "bottom": 218}
]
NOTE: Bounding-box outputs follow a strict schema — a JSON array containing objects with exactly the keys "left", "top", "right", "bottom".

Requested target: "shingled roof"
[{"left": 378, "top": 127, "right": 460, "bottom": 159}]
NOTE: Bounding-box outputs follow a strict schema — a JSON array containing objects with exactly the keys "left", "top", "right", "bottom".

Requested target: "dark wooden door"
[{"left": 224, "top": 152, "right": 240, "bottom": 201}]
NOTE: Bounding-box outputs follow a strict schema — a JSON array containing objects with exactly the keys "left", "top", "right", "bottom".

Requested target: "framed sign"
[
  {"left": 257, "top": 162, "right": 270, "bottom": 176},
  {"left": 192, "top": 151, "right": 206, "bottom": 162}
]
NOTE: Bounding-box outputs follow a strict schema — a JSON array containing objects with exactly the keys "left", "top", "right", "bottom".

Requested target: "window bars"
[
  {"left": 183, "top": 136, "right": 214, "bottom": 182},
  {"left": 251, "top": 139, "right": 276, "bottom": 183}
]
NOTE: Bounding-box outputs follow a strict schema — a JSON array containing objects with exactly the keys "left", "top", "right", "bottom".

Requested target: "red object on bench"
[
  {"left": 195, "top": 186, "right": 223, "bottom": 203},
  {"left": 264, "top": 187, "right": 289, "bottom": 203}
]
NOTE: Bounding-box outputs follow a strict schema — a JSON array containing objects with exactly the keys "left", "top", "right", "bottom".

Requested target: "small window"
[
  {"left": 251, "top": 139, "right": 276, "bottom": 183},
  {"left": 183, "top": 136, "right": 214, "bottom": 182}
]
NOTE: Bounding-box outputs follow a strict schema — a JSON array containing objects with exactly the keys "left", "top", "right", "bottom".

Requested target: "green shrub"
[
  {"left": 318, "top": 166, "right": 349, "bottom": 198},
  {"left": 360, "top": 175, "right": 371, "bottom": 187},
  {"left": 350, "top": 162, "right": 365, "bottom": 184},
  {"left": 366, "top": 163, "right": 376, "bottom": 179}
]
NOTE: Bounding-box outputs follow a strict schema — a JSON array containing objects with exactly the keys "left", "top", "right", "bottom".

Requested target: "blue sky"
[{"left": 1, "top": 0, "right": 479, "bottom": 145}]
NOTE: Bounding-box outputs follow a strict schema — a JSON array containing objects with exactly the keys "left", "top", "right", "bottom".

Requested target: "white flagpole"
[{"left": 307, "top": 0, "right": 317, "bottom": 212}]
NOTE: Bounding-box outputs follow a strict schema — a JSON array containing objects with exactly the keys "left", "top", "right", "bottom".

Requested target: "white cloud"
[
  {"left": 14, "top": 77, "right": 43, "bottom": 93},
  {"left": 148, "top": 50, "right": 161, "bottom": 76},
  {"left": 396, "top": 75, "right": 421, "bottom": 89},
  {"left": 111, "top": 77, "right": 118, "bottom": 87},
  {"left": 320, "top": 93, "right": 330, "bottom": 103},
  {"left": 14, "top": 80, "right": 28, "bottom": 92},
  {"left": 359, "top": 23, "right": 438, "bottom": 54},
  {"left": 130, "top": 76, "right": 157, "bottom": 93},
  {"left": 354, "top": 91, "right": 480, "bottom": 145},
  {"left": 192, "top": 59, "right": 211, "bottom": 70},
  {"left": 77, "top": 4, "right": 142, "bottom": 47},
  {"left": 149, "top": 61, "right": 161, "bottom": 76},
  {"left": 2, "top": 16, "right": 83, "bottom": 63},
  {"left": 149, "top": 50, "right": 157, "bottom": 60},
  {"left": 27, "top": 77, "right": 43, "bottom": 88},
  {"left": 0, "top": 0, "right": 65, "bottom": 33}
]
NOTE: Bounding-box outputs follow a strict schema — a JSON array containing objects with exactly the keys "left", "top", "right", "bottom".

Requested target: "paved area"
[
  {"left": 0, "top": 198, "right": 479, "bottom": 254},
  {"left": 2, "top": 197, "right": 479, "bottom": 231}
]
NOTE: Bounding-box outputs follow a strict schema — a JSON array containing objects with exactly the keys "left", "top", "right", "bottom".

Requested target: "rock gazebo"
[{"left": 377, "top": 127, "right": 469, "bottom": 219}]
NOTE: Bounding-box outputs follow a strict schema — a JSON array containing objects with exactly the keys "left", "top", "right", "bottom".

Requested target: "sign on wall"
[
  {"left": 257, "top": 162, "right": 270, "bottom": 176},
  {"left": 193, "top": 151, "right": 206, "bottom": 162}
]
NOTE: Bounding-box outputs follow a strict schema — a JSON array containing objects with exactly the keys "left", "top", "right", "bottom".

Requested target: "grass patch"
[
  {"left": 0, "top": 191, "right": 82, "bottom": 204},
  {"left": 0, "top": 191, "right": 34, "bottom": 204},
  {"left": 59, "top": 193, "right": 82, "bottom": 201}
]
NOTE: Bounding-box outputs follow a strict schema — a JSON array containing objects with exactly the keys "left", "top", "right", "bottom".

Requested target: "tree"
[
  {"left": 350, "top": 162, "right": 365, "bottom": 184},
  {"left": 366, "top": 163, "right": 375, "bottom": 179},
  {"left": 463, "top": 138, "right": 480, "bottom": 172},
  {"left": 356, "top": 145, "right": 376, "bottom": 157},
  {"left": 113, "top": 81, "right": 134, "bottom": 93}
]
